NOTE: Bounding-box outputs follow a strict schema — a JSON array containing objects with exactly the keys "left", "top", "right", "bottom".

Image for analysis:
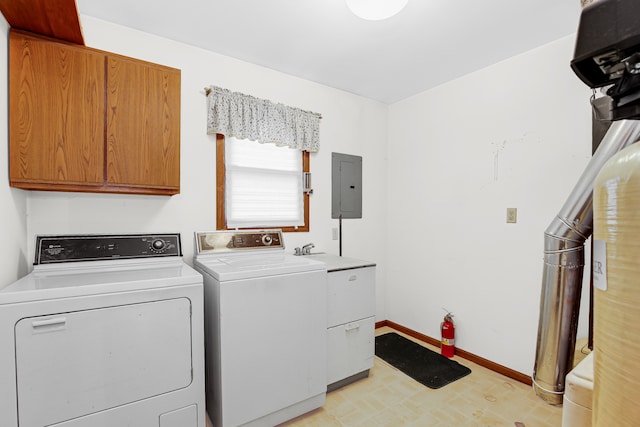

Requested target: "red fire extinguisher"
[{"left": 441, "top": 312, "right": 455, "bottom": 358}]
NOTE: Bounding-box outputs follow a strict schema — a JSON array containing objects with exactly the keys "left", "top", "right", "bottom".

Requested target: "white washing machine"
[
  {"left": 0, "top": 234, "right": 206, "bottom": 427},
  {"left": 194, "top": 230, "right": 327, "bottom": 427}
]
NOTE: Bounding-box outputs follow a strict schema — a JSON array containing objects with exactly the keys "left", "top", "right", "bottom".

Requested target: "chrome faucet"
[{"left": 293, "top": 243, "right": 315, "bottom": 255}]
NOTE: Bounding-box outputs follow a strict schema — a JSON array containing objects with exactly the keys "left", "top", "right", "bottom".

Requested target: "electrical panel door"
[{"left": 332, "top": 152, "right": 362, "bottom": 219}]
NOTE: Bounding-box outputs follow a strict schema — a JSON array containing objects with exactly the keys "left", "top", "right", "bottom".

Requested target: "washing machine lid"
[
  {"left": 195, "top": 252, "right": 325, "bottom": 281},
  {"left": 194, "top": 230, "right": 326, "bottom": 281}
]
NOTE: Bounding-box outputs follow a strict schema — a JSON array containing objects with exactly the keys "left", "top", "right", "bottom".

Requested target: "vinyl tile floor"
[
  {"left": 207, "top": 326, "right": 582, "bottom": 427},
  {"left": 279, "top": 326, "right": 564, "bottom": 427}
]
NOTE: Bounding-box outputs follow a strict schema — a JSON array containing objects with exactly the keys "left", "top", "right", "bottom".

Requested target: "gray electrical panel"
[{"left": 331, "top": 152, "right": 362, "bottom": 219}]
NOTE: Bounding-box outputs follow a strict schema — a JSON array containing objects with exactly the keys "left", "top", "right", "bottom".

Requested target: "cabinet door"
[
  {"left": 9, "top": 30, "right": 105, "bottom": 190},
  {"left": 327, "top": 317, "right": 375, "bottom": 386},
  {"left": 106, "top": 55, "right": 181, "bottom": 194}
]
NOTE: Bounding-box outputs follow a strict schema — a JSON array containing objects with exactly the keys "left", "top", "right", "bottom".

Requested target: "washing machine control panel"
[
  {"left": 34, "top": 234, "right": 182, "bottom": 264},
  {"left": 195, "top": 230, "right": 284, "bottom": 254}
]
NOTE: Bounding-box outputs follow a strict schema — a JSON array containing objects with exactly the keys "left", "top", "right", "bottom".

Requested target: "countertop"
[{"left": 302, "top": 253, "right": 375, "bottom": 272}]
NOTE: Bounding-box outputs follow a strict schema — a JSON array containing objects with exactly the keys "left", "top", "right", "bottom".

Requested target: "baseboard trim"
[{"left": 375, "top": 319, "right": 532, "bottom": 386}]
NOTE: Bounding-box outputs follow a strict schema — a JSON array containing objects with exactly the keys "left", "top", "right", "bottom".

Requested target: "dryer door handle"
[{"left": 32, "top": 317, "right": 67, "bottom": 330}]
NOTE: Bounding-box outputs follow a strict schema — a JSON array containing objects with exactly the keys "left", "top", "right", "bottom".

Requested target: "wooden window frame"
[{"left": 216, "top": 134, "right": 310, "bottom": 232}]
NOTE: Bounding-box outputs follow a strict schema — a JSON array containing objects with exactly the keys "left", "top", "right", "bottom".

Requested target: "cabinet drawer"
[
  {"left": 327, "top": 266, "right": 375, "bottom": 328},
  {"left": 327, "top": 316, "right": 375, "bottom": 386}
]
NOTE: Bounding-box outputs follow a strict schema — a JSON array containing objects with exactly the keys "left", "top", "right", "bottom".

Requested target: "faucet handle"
[
  {"left": 302, "top": 243, "right": 315, "bottom": 255},
  {"left": 294, "top": 247, "right": 302, "bottom": 256}
]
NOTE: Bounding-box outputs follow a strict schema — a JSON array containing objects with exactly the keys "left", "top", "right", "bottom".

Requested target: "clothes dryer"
[{"left": 0, "top": 234, "right": 205, "bottom": 427}]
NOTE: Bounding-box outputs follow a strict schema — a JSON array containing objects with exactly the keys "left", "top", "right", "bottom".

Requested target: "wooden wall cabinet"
[{"left": 9, "top": 30, "right": 181, "bottom": 195}]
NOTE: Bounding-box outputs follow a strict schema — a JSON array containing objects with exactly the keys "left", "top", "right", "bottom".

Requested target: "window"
[
  {"left": 206, "top": 85, "right": 320, "bottom": 233},
  {"left": 216, "top": 135, "right": 310, "bottom": 232}
]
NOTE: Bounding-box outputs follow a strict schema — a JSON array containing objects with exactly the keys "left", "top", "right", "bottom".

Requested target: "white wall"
[
  {"left": 0, "top": 17, "right": 29, "bottom": 289},
  {"left": 1, "top": 15, "right": 596, "bottom": 375},
  {"left": 387, "top": 34, "right": 593, "bottom": 375},
  {"left": 23, "top": 16, "right": 390, "bottom": 319}
]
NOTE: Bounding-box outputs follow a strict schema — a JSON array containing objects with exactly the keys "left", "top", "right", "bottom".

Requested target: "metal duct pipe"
[{"left": 532, "top": 119, "right": 640, "bottom": 405}]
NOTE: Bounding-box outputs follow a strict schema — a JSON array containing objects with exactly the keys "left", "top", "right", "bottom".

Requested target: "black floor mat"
[{"left": 375, "top": 332, "right": 472, "bottom": 389}]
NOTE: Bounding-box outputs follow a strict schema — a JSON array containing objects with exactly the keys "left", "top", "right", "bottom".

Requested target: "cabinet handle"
[
  {"left": 348, "top": 275, "right": 357, "bottom": 281},
  {"left": 345, "top": 322, "right": 360, "bottom": 331},
  {"left": 32, "top": 317, "right": 67, "bottom": 329}
]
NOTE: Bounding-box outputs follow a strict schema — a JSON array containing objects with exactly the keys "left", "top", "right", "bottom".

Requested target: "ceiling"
[{"left": 76, "top": 0, "right": 583, "bottom": 104}]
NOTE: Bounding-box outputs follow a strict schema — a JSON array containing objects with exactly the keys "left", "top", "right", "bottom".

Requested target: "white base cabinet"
[
  {"left": 317, "top": 257, "right": 375, "bottom": 390},
  {"left": 305, "top": 254, "right": 376, "bottom": 391}
]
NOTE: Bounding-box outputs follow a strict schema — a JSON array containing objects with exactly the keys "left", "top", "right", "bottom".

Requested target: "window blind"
[{"left": 225, "top": 137, "right": 304, "bottom": 228}]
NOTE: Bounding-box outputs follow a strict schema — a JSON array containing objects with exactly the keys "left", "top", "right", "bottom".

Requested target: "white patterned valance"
[{"left": 206, "top": 86, "right": 322, "bottom": 152}]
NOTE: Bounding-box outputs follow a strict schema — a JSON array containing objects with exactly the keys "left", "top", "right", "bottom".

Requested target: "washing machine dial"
[
  {"left": 261, "top": 234, "right": 273, "bottom": 246},
  {"left": 151, "top": 238, "right": 166, "bottom": 252}
]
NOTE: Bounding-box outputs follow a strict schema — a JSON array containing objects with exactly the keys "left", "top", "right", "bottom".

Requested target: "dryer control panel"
[{"left": 34, "top": 234, "right": 182, "bottom": 264}]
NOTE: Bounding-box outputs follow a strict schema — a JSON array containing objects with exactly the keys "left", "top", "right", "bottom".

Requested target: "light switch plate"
[{"left": 506, "top": 208, "right": 517, "bottom": 223}]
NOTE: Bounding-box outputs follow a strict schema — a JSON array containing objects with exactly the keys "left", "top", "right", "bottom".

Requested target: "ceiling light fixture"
[{"left": 345, "top": 0, "right": 409, "bottom": 21}]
